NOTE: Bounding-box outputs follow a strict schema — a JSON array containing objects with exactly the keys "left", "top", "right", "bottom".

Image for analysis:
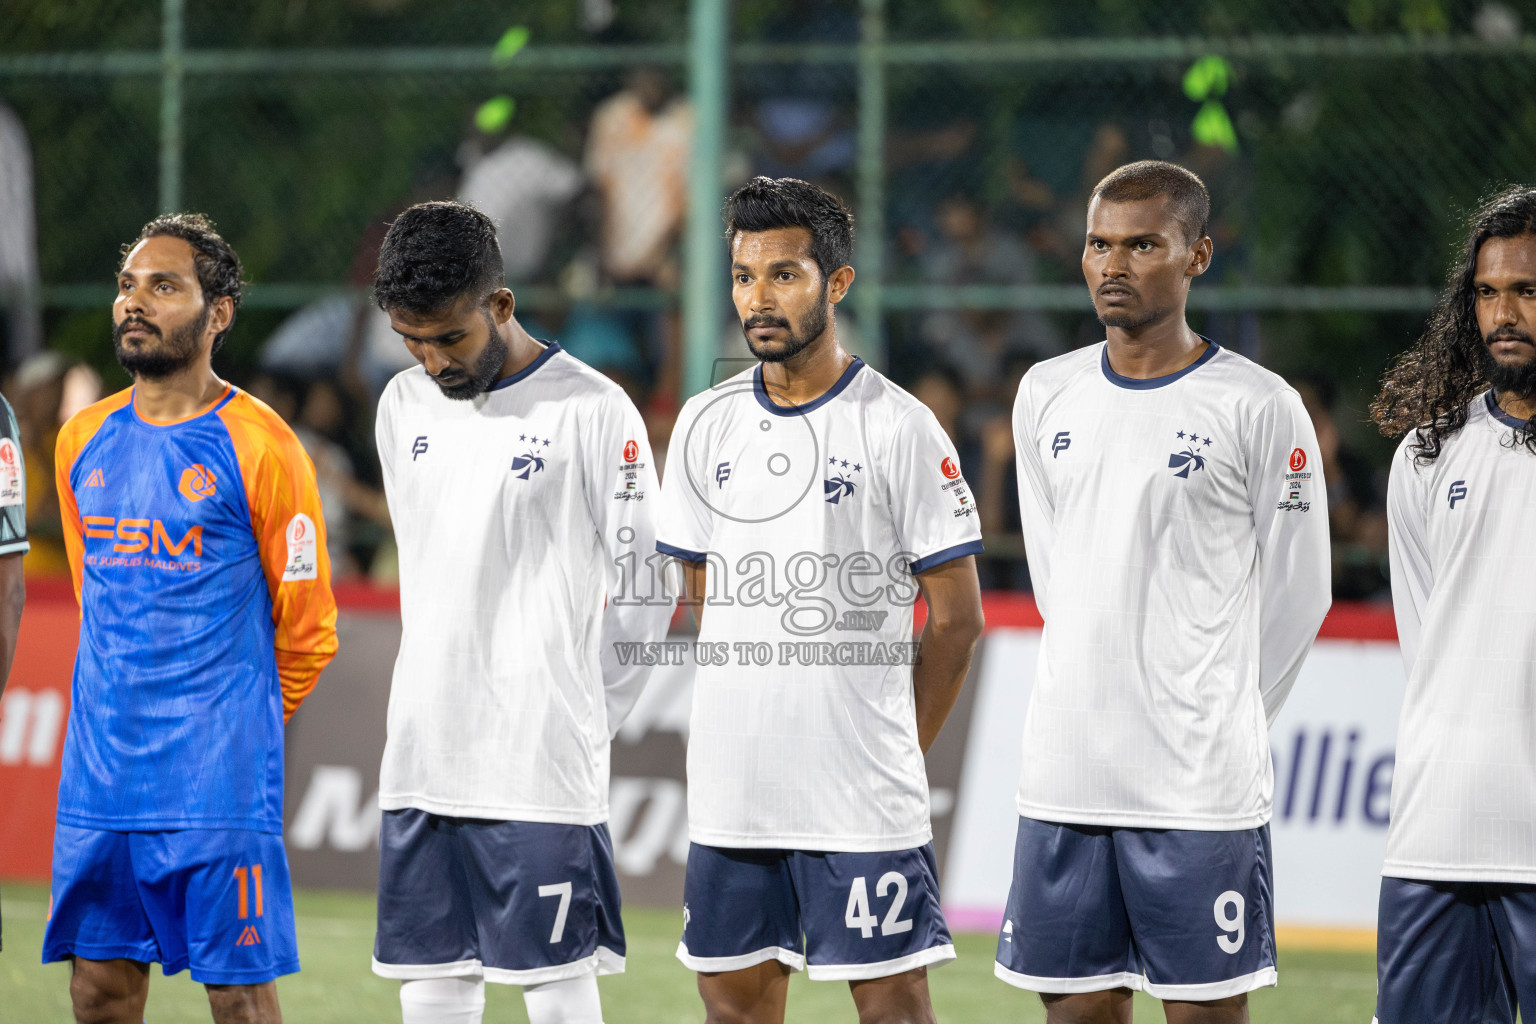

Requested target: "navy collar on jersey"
[
  {"left": 1100, "top": 337, "right": 1220, "bottom": 391},
  {"left": 753, "top": 357, "right": 865, "bottom": 416},
  {"left": 486, "top": 340, "right": 561, "bottom": 392},
  {"left": 1485, "top": 389, "right": 1531, "bottom": 429}
]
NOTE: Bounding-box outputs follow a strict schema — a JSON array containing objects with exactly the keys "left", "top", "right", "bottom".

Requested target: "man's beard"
[
  {"left": 1095, "top": 292, "right": 1171, "bottom": 332},
  {"left": 433, "top": 311, "right": 509, "bottom": 400},
  {"left": 742, "top": 289, "right": 830, "bottom": 364},
  {"left": 1482, "top": 327, "right": 1536, "bottom": 399},
  {"left": 113, "top": 306, "right": 208, "bottom": 381}
]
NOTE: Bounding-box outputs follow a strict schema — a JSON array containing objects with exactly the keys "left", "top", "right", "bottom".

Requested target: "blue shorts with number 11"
[{"left": 43, "top": 824, "right": 298, "bottom": 985}]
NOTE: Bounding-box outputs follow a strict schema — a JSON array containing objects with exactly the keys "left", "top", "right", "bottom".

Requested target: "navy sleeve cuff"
[
  {"left": 908, "top": 539, "right": 984, "bottom": 575},
  {"left": 656, "top": 540, "right": 709, "bottom": 563}
]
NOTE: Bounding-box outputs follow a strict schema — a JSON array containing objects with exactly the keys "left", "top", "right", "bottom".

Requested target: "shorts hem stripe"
[
  {"left": 44, "top": 942, "right": 161, "bottom": 965},
  {"left": 373, "top": 950, "right": 623, "bottom": 986},
  {"left": 1142, "top": 967, "right": 1277, "bottom": 1000},
  {"left": 372, "top": 957, "right": 483, "bottom": 981},
  {"left": 188, "top": 959, "right": 301, "bottom": 985},
  {"left": 993, "top": 962, "right": 1145, "bottom": 994},
  {"left": 806, "top": 943, "right": 956, "bottom": 981},
  {"left": 676, "top": 942, "right": 806, "bottom": 974}
]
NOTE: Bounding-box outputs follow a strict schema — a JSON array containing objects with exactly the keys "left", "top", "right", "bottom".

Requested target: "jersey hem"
[
  {"left": 377, "top": 796, "right": 607, "bottom": 826},
  {"left": 994, "top": 963, "right": 1144, "bottom": 994},
  {"left": 676, "top": 942, "right": 806, "bottom": 974},
  {"left": 55, "top": 812, "right": 283, "bottom": 834},
  {"left": 806, "top": 943, "right": 955, "bottom": 981},
  {"left": 1381, "top": 862, "right": 1536, "bottom": 884},
  {"left": 687, "top": 827, "right": 934, "bottom": 853},
  {"left": 1014, "top": 801, "right": 1270, "bottom": 832}
]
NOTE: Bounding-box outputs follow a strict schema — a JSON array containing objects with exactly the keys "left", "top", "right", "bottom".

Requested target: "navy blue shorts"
[
  {"left": 1376, "top": 876, "right": 1536, "bottom": 1024},
  {"left": 995, "top": 817, "right": 1276, "bottom": 1000},
  {"left": 372, "top": 809, "right": 625, "bottom": 985},
  {"left": 677, "top": 843, "right": 955, "bottom": 981},
  {"left": 42, "top": 825, "right": 298, "bottom": 985}
]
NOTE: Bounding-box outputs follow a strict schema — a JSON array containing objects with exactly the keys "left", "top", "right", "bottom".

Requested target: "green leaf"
[
  {"left": 1183, "top": 54, "right": 1232, "bottom": 102},
  {"left": 493, "top": 25, "right": 531, "bottom": 66},
  {"left": 1191, "top": 100, "right": 1239, "bottom": 154},
  {"left": 474, "top": 95, "right": 516, "bottom": 133}
]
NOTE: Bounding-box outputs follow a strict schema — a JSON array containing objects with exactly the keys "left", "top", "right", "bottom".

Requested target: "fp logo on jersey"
[
  {"left": 1448, "top": 480, "right": 1468, "bottom": 509},
  {"left": 1052, "top": 431, "right": 1071, "bottom": 458},
  {"left": 715, "top": 462, "right": 731, "bottom": 488},
  {"left": 411, "top": 436, "right": 429, "bottom": 461}
]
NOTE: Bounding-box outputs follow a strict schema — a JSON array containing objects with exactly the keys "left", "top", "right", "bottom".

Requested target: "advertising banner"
[{"left": 2, "top": 591, "right": 1405, "bottom": 935}]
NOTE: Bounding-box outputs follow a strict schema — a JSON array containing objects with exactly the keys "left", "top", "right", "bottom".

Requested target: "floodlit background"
[{"left": 3, "top": 1, "right": 1534, "bottom": 1019}]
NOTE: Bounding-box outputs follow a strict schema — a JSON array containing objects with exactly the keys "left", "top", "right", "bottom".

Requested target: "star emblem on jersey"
[
  {"left": 511, "top": 450, "right": 547, "bottom": 480},
  {"left": 824, "top": 455, "right": 863, "bottom": 504},
  {"left": 1168, "top": 431, "right": 1213, "bottom": 478}
]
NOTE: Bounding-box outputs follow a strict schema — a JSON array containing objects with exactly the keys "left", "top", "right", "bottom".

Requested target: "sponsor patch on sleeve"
[
  {"left": 283, "top": 512, "right": 319, "bottom": 581},
  {"left": 0, "top": 438, "right": 23, "bottom": 508},
  {"left": 1276, "top": 448, "right": 1313, "bottom": 512}
]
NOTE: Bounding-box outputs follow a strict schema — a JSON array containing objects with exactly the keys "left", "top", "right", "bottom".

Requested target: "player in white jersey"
[
  {"left": 369, "top": 202, "right": 672, "bottom": 1024},
  {"left": 656, "top": 177, "right": 984, "bottom": 1023},
  {"left": 997, "top": 162, "right": 1331, "bottom": 1021},
  {"left": 1368, "top": 186, "right": 1536, "bottom": 1024}
]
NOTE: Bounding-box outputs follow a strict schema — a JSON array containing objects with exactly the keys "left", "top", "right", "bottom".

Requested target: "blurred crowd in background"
[
  {"left": 17, "top": 0, "right": 1524, "bottom": 602},
  {"left": 0, "top": 53, "right": 1393, "bottom": 602}
]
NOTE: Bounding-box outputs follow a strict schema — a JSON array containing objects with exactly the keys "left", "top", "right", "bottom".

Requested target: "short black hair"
[
  {"left": 724, "top": 176, "right": 854, "bottom": 281},
  {"left": 374, "top": 201, "right": 504, "bottom": 315},
  {"left": 125, "top": 212, "right": 244, "bottom": 354},
  {"left": 1092, "top": 160, "right": 1211, "bottom": 246}
]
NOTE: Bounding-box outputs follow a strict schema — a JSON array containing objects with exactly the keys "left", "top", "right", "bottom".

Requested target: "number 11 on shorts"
[{"left": 845, "top": 872, "right": 914, "bottom": 939}]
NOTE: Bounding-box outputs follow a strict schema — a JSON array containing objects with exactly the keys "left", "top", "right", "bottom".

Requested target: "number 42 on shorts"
[{"left": 845, "top": 872, "right": 914, "bottom": 939}]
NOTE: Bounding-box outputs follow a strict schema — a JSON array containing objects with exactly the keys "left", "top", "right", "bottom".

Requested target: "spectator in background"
[
  {"left": 1291, "top": 372, "right": 1389, "bottom": 599},
  {"left": 586, "top": 68, "right": 692, "bottom": 399},
  {"left": 918, "top": 195, "right": 1061, "bottom": 396},
  {"left": 457, "top": 127, "right": 585, "bottom": 285},
  {"left": 7, "top": 352, "right": 99, "bottom": 577},
  {"left": 0, "top": 101, "right": 41, "bottom": 366}
]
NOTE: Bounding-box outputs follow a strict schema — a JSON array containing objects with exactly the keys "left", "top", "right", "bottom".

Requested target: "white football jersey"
[
  {"left": 376, "top": 342, "right": 672, "bottom": 823},
  {"left": 657, "top": 359, "right": 983, "bottom": 852},
  {"left": 1385, "top": 392, "right": 1536, "bottom": 882},
  {"left": 1012, "top": 341, "right": 1331, "bottom": 830}
]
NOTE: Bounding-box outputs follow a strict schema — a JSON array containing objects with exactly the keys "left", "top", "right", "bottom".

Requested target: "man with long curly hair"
[{"left": 1370, "top": 185, "right": 1536, "bottom": 1024}]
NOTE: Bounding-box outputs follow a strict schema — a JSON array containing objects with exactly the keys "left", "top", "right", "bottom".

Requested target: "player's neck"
[
  {"left": 494, "top": 321, "right": 547, "bottom": 382},
  {"left": 1103, "top": 317, "right": 1207, "bottom": 380},
  {"left": 759, "top": 332, "right": 853, "bottom": 407},
  {"left": 132, "top": 363, "right": 227, "bottom": 423},
  {"left": 1494, "top": 388, "right": 1536, "bottom": 422}
]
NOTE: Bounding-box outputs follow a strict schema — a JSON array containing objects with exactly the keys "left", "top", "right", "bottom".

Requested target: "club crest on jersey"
[
  {"left": 824, "top": 454, "right": 863, "bottom": 505},
  {"left": 178, "top": 464, "right": 217, "bottom": 502},
  {"left": 511, "top": 451, "right": 547, "bottom": 480},
  {"left": 1168, "top": 430, "right": 1212, "bottom": 479}
]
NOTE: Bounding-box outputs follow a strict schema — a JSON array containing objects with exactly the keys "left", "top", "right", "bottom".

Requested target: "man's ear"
[
  {"left": 208, "top": 295, "right": 236, "bottom": 339},
  {"left": 489, "top": 287, "right": 516, "bottom": 323},
  {"left": 1188, "top": 235, "right": 1213, "bottom": 279},
  {"left": 828, "top": 264, "right": 856, "bottom": 304}
]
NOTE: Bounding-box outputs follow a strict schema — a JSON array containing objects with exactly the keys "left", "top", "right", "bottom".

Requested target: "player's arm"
[
  {"left": 586, "top": 393, "right": 675, "bottom": 736},
  {"left": 1249, "top": 388, "right": 1332, "bottom": 724},
  {"left": 891, "top": 405, "right": 986, "bottom": 750},
  {"left": 655, "top": 401, "right": 714, "bottom": 631},
  {"left": 913, "top": 555, "right": 983, "bottom": 752},
  {"left": 0, "top": 397, "right": 29, "bottom": 696},
  {"left": 229, "top": 414, "right": 339, "bottom": 721},
  {"left": 1384, "top": 438, "right": 1432, "bottom": 670},
  {"left": 1011, "top": 376, "right": 1055, "bottom": 610}
]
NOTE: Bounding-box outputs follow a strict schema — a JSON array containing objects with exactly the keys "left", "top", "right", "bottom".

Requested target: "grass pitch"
[{"left": 2, "top": 883, "right": 1374, "bottom": 1022}]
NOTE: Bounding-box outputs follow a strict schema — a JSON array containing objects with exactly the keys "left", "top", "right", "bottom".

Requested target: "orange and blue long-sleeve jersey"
[{"left": 54, "top": 385, "right": 338, "bottom": 833}]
